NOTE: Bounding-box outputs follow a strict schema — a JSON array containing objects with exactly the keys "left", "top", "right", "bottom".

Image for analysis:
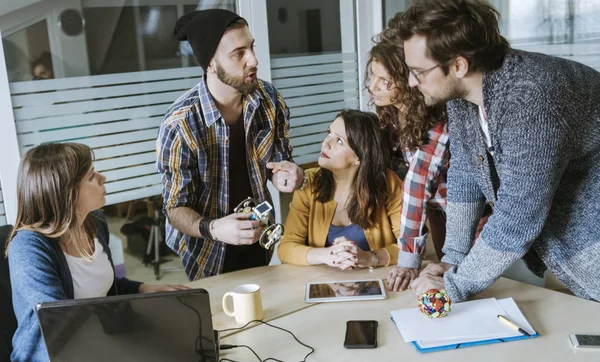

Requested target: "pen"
[{"left": 497, "top": 315, "right": 531, "bottom": 337}]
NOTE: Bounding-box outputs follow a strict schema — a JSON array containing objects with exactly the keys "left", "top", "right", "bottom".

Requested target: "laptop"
[{"left": 36, "top": 289, "right": 218, "bottom": 362}]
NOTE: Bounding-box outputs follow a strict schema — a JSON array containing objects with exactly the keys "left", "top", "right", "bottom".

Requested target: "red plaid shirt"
[{"left": 395, "top": 121, "right": 449, "bottom": 268}]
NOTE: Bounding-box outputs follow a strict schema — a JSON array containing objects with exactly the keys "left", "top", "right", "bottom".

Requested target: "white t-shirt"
[
  {"left": 64, "top": 238, "right": 114, "bottom": 299},
  {"left": 478, "top": 106, "right": 494, "bottom": 155}
]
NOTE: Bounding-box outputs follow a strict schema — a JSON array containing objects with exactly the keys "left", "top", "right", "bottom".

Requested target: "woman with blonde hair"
[{"left": 6, "top": 142, "right": 187, "bottom": 362}]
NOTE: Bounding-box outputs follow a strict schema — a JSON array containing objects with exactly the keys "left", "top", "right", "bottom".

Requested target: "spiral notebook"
[{"left": 390, "top": 297, "right": 539, "bottom": 353}]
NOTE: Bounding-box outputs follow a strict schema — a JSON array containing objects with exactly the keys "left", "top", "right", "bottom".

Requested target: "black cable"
[
  {"left": 221, "top": 345, "right": 262, "bottom": 362},
  {"left": 217, "top": 319, "right": 314, "bottom": 362},
  {"left": 218, "top": 319, "right": 260, "bottom": 334}
]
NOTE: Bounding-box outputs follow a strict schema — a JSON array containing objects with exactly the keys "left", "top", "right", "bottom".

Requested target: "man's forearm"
[
  {"left": 443, "top": 240, "right": 521, "bottom": 302},
  {"left": 168, "top": 207, "right": 204, "bottom": 238}
]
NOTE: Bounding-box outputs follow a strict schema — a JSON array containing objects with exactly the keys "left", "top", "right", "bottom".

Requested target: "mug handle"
[{"left": 222, "top": 292, "right": 236, "bottom": 317}]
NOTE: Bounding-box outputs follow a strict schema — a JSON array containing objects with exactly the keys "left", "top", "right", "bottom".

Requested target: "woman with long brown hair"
[
  {"left": 6, "top": 142, "right": 187, "bottom": 362},
  {"left": 366, "top": 35, "right": 450, "bottom": 291},
  {"left": 278, "top": 109, "right": 402, "bottom": 269}
]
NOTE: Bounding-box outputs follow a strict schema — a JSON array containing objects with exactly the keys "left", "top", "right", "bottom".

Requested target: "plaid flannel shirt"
[
  {"left": 156, "top": 77, "right": 292, "bottom": 280},
  {"left": 396, "top": 121, "right": 449, "bottom": 269}
]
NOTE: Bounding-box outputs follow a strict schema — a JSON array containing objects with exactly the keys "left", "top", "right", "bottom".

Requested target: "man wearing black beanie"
[{"left": 157, "top": 9, "right": 306, "bottom": 280}]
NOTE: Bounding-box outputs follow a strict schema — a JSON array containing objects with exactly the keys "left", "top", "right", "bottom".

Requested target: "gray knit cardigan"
[{"left": 442, "top": 49, "right": 600, "bottom": 302}]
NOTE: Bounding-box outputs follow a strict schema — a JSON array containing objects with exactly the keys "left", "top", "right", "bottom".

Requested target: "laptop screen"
[{"left": 36, "top": 289, "right": 217, "bottom": 362}]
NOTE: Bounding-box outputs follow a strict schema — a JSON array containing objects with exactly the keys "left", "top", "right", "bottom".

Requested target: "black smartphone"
[{"left": 344, "top": 320, "right": 378, "bottom": 349}]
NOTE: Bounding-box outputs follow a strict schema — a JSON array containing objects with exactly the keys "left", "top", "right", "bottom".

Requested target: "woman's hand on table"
[
  {"left": 329, "top": 237, "right": 372, "bottom": 270},
  {"left": 308, "top": 245, "right": 345, "bottom": 267},
  {"left": 387, "top": 267, "right": 419, "bottom": 291},
  {"left": 308, "top": 237, "right": 376, "bottom": 270}
]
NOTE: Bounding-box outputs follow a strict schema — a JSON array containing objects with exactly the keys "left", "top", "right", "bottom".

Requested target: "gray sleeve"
[
  {"left": 441, "top": 201, "right": 485, "bottom": 266},
  {"left": 441, "top": 116, "right": 486, "bottom": 266},
  {"left": 397, "top": 249, "right": 422, "bottom": 269}
]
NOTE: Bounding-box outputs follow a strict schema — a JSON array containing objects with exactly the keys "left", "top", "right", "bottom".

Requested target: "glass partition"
[
  {"left": 266, "top": 0, "right": 359, "bottom": 166},
  {"left": 0, "top": 0, "right": 235, "bottom": 206}
]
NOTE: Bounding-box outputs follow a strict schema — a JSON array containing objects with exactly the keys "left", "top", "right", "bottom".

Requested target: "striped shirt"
[
  {"left": 156, "top": 77, "right": 292, "bottom": 280},
  {"left": 396, "top": 121, "right": 449, "bottom": 269}
]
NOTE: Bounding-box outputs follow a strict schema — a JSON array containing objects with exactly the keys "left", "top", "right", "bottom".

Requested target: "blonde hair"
[{"left": 5, "top": 143, "right": 97, "bottom": 259}]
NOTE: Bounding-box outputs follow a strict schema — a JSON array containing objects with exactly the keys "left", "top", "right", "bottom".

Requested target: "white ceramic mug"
[{"left": 222, "top": 284, "right": 264, "bottom": 325}]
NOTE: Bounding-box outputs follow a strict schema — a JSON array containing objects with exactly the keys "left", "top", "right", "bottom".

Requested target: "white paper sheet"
[
  {"left": 413, "top": 298, "right": 537, "bottom": 348},
  {"left": 390, "top": 297, "right": 533, "bottom": 343}
]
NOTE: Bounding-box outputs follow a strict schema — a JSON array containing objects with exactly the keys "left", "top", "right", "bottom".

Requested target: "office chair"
[{"left": 0, "top": 225, "right": 16, "bottom": 361}]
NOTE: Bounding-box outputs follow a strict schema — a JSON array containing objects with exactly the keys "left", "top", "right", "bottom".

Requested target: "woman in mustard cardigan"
[{"left": 278, "top": 109, "right": 402, "bottom": 270}]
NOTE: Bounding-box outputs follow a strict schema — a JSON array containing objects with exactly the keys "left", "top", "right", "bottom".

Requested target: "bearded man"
[{"left": 157, "top": 9, "right": 305, "bottom": 280}]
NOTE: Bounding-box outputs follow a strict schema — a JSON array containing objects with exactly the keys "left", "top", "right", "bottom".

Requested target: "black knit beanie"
[{"left": 173, "top": 9, "right": 244, "bottom": 70}]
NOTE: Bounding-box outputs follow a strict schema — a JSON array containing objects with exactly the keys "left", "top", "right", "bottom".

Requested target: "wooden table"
[
  {"left": 188, "top": 264, "right": 600, "bottom": 361},
  {"left": 187, "top": 264, "right": 390, "bottom": 335}
]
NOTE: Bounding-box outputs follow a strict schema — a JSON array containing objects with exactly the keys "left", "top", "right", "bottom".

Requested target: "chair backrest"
[{"left": 0, "top": 225, "right": 16, "bottom": 360}]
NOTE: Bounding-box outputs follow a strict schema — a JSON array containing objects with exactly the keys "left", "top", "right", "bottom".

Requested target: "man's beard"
[
  {"left": 421, "top": 77, "right": 467, "bottom": 106},
  {"left": 215, "top": 62, "right": 258, "bottom": 95}
]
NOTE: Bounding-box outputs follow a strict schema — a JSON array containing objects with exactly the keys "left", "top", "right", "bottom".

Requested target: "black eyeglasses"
[{"left": 409, "top": 64, "right": 440, "bottom": 84}]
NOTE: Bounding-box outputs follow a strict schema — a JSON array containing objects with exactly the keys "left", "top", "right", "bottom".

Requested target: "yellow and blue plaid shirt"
[{"left": 156, "top": 77, "right": 292, "bottom": 280}]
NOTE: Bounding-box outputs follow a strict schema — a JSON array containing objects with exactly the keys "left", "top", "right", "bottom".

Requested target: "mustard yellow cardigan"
[{"left": 277, "top": 168, "right": 402, "bottom": 266}]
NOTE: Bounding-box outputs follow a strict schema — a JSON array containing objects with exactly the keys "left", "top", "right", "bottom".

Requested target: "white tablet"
[{"left": 305, "top": 278, "right": 387, "bottom": 303}]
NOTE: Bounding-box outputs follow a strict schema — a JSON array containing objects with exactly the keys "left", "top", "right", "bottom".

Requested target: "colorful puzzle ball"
[{"left": 418, "top": 289, "right": 451, "bottom": 318}]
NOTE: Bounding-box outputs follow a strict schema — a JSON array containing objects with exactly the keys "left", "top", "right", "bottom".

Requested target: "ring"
[{"left": 284, "top": 179, "right": 288, "bottom": 187}]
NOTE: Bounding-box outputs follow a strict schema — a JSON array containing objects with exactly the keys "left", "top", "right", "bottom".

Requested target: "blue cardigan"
[{"left": 8, "top": 211, "right": 142, "bottom": 362}]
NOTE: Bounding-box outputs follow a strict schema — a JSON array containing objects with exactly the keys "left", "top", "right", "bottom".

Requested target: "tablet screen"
[{"left": 308, "top": 280, "right": 384, "bottom": 299}]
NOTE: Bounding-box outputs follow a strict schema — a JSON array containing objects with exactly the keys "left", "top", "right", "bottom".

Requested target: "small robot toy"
[{"left": 233, "top": 197, "right": 285, "bottom": 250}]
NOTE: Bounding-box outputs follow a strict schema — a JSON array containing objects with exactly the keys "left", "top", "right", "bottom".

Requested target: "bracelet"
[
  {"left": 299, "top": 169, "right": 308, "bottom": 191},
  {"left": 199, "top": 218, "right": 213, "bottom": 240},
  {"left": 369, "top": 251, "right": 379, "bottom": 271}
]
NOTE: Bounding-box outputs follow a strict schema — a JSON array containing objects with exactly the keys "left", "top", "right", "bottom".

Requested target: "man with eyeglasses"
[{"left": 389, "top": 0, "right": 600, "bottom": 302}]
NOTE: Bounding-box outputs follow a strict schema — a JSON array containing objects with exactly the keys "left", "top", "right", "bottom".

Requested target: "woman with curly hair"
[{"left": 366, "top": 36, "right": 450, "bottom": 292}]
